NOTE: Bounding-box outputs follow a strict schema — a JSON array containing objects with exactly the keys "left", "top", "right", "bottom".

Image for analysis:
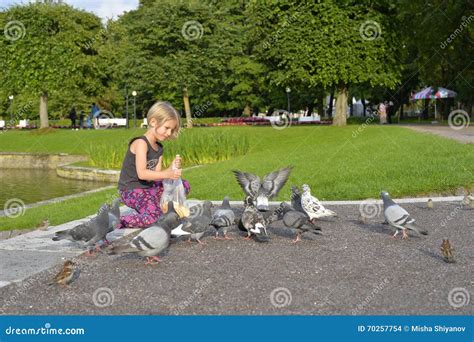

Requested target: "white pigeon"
[
  {"left": 300, "top": 184, "right": 336, "bottom": 222},
  {"left": 381, "top": 191, "right": 428, "bottom": 239}
]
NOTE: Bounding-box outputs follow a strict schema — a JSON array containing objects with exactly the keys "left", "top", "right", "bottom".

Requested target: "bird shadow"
[{"left": 418, "top": 248, "right": 454, "bottom": 264}]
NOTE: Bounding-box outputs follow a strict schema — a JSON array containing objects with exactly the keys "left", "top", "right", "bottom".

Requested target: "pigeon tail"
[{"left": 406, "top": 222, "right": 428, "bottom": 235}]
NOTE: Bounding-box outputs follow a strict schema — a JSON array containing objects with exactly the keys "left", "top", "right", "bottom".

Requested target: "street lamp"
[
  {"left": 8, "top": 95, "right": 14, "bottom": 125},
  {"left": 125, "top": 85, "right": 129, "bottom": 129},
  {"left": 132, "top": 91, "right": 137, "bottom": 128},
  {"left": 285, "top": 87, "right": 291, "bottom": 113}
]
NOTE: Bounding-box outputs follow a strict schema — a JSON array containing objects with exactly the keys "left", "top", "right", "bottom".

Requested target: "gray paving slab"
[{"left": 0, "top": 199, "right": 472, "bottom": 315}]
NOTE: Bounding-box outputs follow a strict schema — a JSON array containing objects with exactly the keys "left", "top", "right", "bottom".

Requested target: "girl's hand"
[
  {"left": 172, "top": 155, "right": 182, "bottom": 169},
  {"left": 164, "top": 167, "right": 182, "bottom": 180}
]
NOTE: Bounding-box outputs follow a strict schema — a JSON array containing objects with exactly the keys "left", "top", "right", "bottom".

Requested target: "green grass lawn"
[{"left": 0, "top": 125, "right": 472, "bottom": 231}]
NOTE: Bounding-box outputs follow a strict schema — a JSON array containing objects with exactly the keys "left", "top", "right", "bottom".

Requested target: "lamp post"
[
  {"left": 125, "top": 85, "right": 129, "bottom": 129},
  {"left": 132, "top": 91, "right": 137, "bottom": 128},
  {"left": 8, "top": 95, "right": 14, "bottom": 125},
  {"left": 285, "top": 87, "right": 291, "bottom": 114}
]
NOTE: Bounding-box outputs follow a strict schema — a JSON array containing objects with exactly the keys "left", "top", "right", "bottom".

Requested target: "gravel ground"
[{"left": 0, "top": 202, "right": 472, "bottom": 315}]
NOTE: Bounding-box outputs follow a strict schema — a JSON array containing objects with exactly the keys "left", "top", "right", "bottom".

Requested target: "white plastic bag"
[{"left": 160, "top": 155, "right": 189, "bottom": 218}]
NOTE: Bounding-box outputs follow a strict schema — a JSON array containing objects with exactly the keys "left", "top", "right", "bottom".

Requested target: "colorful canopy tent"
[{"left": 411, "top": 87, "right": 457, "bottom": 119}]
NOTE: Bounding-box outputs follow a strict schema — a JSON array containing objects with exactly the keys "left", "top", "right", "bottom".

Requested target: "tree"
[
  {"left": 247, "top": 0, "right": 402, "bottom": 126},
  {"left": 0, "top": 2, "right": 106, "bottom": 127}
]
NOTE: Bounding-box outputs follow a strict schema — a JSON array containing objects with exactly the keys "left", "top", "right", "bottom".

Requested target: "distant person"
[
  {"left": 68, "top": 106, "right": 77, "bottom": 130},
  {"left": 378, "top": 102, "right": 387, "bottom": 124},
  {"left": 79, "top": 110, "right": 85, "bottom": 129},
  {"left": 90, "top": 102, "right": 100, "bottom": 128}
]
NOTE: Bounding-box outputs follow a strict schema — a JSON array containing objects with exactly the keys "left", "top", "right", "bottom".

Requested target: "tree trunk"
[
  {"left": 362, "top": 98, "right": 366, "bottom": 117},
  {"left": 183, "top": 85, "right": 192, "bottom": 128},
  {"left": 39, "top": 92, "right": 49, "bottom": 128},
  {"left": 243, "top": 104, "right": 251, "bottom": 116},
  {"left": 317, "top": 93, "right": 324, "bottom": 118},
  {"left": 333, "top": 85, "right": 347, "bottom": 127},
  {"left": 327, "top": 90, "right": 334, "bottom": 118}
]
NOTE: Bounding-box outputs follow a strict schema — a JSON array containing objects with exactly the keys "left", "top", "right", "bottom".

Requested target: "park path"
[
  {"left": 400, "top": 125, "right": 474, "bottom": 144},
  {"left": 0, "top": 196, "right": 472, "bottom": 315}
]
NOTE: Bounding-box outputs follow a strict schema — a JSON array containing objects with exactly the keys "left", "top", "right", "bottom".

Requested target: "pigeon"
[
  {"left": 181, "top": 201, "right": 213, "bottom": 244},
  {"left": 290, "top": 185, "right": 307, "bottom": 215},
  {"left": 210, "top": 196, "right": 235, "bottom": 240},
  {"left": 300, "top": 184, "right": 337, "bottom": 222},
  {"left": 238, "top": 196, "right": 270, "bottom": 242},
  {"left": 461, "top": 194, "right": 474, "bottom": 208},
  {"left": 36, "top": 218, "right": 49, "bottom": 231},
  {"left": 440, "top": 239, "right": 455, "bottom": 263},
  {"left": 275, "top": 202, "right": 321, "bottom": 243},
  {"left": 233, "top": 166, "right": 292, "bottom": 211},
  {"left": 427, "top": 199, "right": 434, "bottom": 209},
  {"left": 108, "top": 198, "right": 121, "bottom": 233},
  {"left": 49, "top": 260, "right": 76, "bottom": 286},
  {"left": 52, "top": 204, "right": 110, "bottom": 254},
  {"left": 380, "top": 191, "right": 428, "bottom": 239},
  {"left": 109, "top": 201, "right": 189, "bottom": 265}
]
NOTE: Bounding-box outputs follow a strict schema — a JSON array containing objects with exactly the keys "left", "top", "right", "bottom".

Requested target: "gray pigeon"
[
  {"left": 275, "top": 202, "right": 321, "bottom": 243},
  {"left": 210, "top": 196, "right": 235, "bottom": 240},
  {"left": 290, "top": 185, "right": 307, "bottom": 215},
  {"left": 233, "top": 166, "right": 292, "bottom": 211},
  {"left": 108, "top": 198, "right": 121, "bottom": 233},
  {"left": 109, "top": 201, "right": 189, "bottom": 265},
  {"left": 181, "top": 201, "right": 213, "bottom": 244},
  {"left": 380, "top": 191, "right": 428, "bottom": 239},
  {"left": 238, "top": 196, "right": 270, "bottom": 242},
  {"left": 53, "top": 204, "right": 110, "bottom": 254}
]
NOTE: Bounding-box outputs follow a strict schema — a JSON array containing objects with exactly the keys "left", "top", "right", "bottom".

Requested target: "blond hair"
[{"left": 147, "top": 101, "right": 181, "bottom": 138}]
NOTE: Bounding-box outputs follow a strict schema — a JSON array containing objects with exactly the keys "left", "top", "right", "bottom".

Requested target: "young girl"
[{"left": 118, "top": 101, "right": 190, "bottom": 228}]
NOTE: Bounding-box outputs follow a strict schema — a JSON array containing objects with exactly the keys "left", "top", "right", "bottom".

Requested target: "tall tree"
[
  {"left": 247, "top": 0, "right": 402, "bottom": 126},
  {"left": 0, "top": 2, "right": 106, "bottom": 126}
]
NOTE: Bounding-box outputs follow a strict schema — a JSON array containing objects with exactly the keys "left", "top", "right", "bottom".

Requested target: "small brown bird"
[
  {"left": 36, "top": 218, "right": 49, "bottom": 231},
  {"left": 440, "top": 239, "right": 455, "bottom": 263},
  {"left": 427, "top": 199, "right": 433, "bottom": 209},
  {"left": 358, "top": 213, "right": 368, "bottom": 225},
  {"left": 49, "top": 260, "right": 76, "bottom": 286}
]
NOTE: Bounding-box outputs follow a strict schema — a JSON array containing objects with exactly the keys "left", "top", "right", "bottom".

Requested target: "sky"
[{"left": 0, "top": 0, "right": 139, "bottom": 20}]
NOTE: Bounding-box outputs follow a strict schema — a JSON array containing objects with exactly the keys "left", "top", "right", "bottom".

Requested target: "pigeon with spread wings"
[{"left": 233, "top": 166, "right": 292, "bottom": 211}]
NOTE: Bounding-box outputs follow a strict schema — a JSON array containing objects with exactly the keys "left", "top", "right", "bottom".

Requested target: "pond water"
[{"left": 0, "top": 169, "right": 111, "bottom": 208}]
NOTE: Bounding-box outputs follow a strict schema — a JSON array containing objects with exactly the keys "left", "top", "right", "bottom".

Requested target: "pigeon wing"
[
  {"left": 233, "top": 170, "right": 261, "bottom": 198},
  {"left": 261, "top": 167, "right": 293, "bottom": 198}
]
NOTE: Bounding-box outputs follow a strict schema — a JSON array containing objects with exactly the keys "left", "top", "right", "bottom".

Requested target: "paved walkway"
[
  {"left": 0, "top": 197, "right": 472, "bottom": 315},
  {"left": 400, "top": 125, "right": 474, "bottom": 144}
]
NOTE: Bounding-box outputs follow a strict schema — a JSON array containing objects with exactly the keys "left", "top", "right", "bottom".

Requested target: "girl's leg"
[{"left": 119, "top": 188, "right": 163, "bottom": 228}]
